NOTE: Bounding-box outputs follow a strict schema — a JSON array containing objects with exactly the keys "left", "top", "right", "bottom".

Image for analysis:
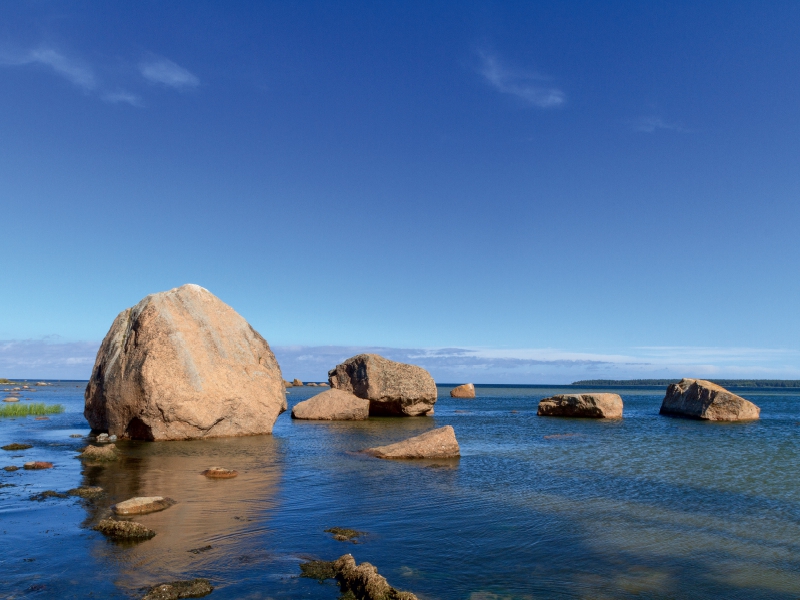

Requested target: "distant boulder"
[
  {"left": 365, "top": 425, "right": 459, "bottom": 459},
  {"left": 660, "top": 378, "right": 760, "bottom": 421},
  {"left": 537, "top": 393, "right": 623, "bottom": 418},
  {"left": 284, "top": 380, "right": 293, "bottom": 388},
  {"left": 328, "top": 354, "right": 436, "bottom": 416},
  {"left": 292, "top": 389, "right": 370, "bottom": 421},
  {"left": 84, "top": 284, "right": 287, "bottom": 441},
  {"left": 450, "top": 383, "right": 475, "bottom": 399},
  {"left": 292, "top": 379, "right": 304, "bottom": 387}
]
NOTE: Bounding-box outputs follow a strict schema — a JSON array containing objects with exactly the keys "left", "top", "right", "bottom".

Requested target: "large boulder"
[
  {"left": 365, "top": 425, "right": 459, "bottom": 459},
  {"left": 292, "top": 389, "right": 370, "bottom": 420},
  {"left": 537, "top": 393, "right": 623, "bottom": 418},
  {"left": 659, "top": 378, "right": 760, "bottom": 421},
  {"left": 84, "top": 284, "right": 287, "bottom": 441},
  {"left": 328, "top": 354, "right": 436, "bottom": 416},
  {"left": 450, "top": 383, "right": 475, "bottom": 398}
]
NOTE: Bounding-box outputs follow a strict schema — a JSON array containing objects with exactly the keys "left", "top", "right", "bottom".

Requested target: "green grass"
[{"left": 0, "top": 403, "right": 64, "bottom": 418}]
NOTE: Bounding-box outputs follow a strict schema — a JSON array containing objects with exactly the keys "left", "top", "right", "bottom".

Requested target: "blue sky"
[{"left": 2, "top": 1, "right": 799, "bottom": 381}]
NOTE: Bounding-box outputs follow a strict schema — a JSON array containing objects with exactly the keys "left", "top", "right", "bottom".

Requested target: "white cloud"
[
  {"left": 631, "top": 116, "right": 690, "bottom": 133},
  {"left": 139, "top": 57, "right": 199, "bottom": 89},
  {"left": 477, "top": 51, "right": 564, "bottom": 108},
  {"left": 0, "top": 47, "right": 96, "bottom": 90},
  {"left": 102, "top": 89, "right": 143, "bottom": 107}
]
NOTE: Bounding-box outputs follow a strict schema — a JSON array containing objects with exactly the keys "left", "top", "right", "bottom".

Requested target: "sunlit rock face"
[
  {"left": 328, "top": 354, "right": 436, "bottom": 416},
  {"left": 84, "top": 284, "right": 286, "bottom": 440},
  {"left": 659, "top": 378, "right": 760, "bottom": 421}
]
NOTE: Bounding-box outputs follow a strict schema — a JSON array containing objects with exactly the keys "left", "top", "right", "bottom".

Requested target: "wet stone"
[
  {"left": 95, "top": 518, "right": 156, "bottom": 540},
  {"left": 325, "top": 527, "right": 366, "bottom": 542},
  {"left": 3, "top": 465, "right": 19, "bottom": 471},
  {"left": 2, "top": 443, "right": 32, "bottom": 451},
  {"left": 201, "top": 467, "right": 238, "bottom": 479},
  {"left": 79, "top": 444, "right": 118, "bottom": 462},
  {"left": 113, "top": 496, "right": 176, "bottom": 516},
  {"left": 30, "top": 490, "right": 68, "bottom": 501},
  {"left": 67, "top": 486, "right": 104, "bottom": 499},
  {"left": 141, "top": 578, "right": 213, "bottom": 600},
  {"left": 23, "top": 461, "right": 53, "bottom": 470}
]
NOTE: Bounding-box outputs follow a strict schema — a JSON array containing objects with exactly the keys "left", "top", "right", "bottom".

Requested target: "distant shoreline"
[{"left": 571, "top": 379, "right": 800, "bottom": 388}]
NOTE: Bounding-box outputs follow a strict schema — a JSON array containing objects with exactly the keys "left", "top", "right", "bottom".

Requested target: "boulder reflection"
[{"left": 79, "top": 435, "right": 282, "bottom": 591}]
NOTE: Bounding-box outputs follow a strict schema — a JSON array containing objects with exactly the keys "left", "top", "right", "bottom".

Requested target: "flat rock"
[
  {"left": 365, "top": 425, "right": 460, "bottom": 459},
  {"left": 202, "top": 467, "right": 238, "bottom": 479},
  {"left": 141, "top": 579, "right": 213, "bottom": 600},
  {"left": 95, "top": 518, "right": 155, "bottom": 540},
  {"left": 80, "top": 444, "right": 119, "bottom": 462},
  {"left": 24, "top": 461, "right": 53, "bottom": 470},
  {"left": 537, "top": 393, "right": 623, "bottom": 418},
  {"left": 2, "top": 443, "right": 32, "bottom": 451},
  {"left": 450, "top": 383, "right": 475, "bottom": 399},
  {"left": 3, "top": 397, "right": 19, "bottom": 402},
  {"left": 291, "top": 389, "right": 370, "bottom": 421},
  {"left": 113, "top": 496, "right": 176, "bottom": 515},
  {"left": 84, "top": 284, "right": 287, "bottom": 441},
  {"left": 68, "top": 486, "right": 104, "bottom": 499},
  {"left": 328, "top": 354, "right": 437, "bottom": 416},
  {"left": 3, "top": 465, "right": 18, "bottom": 471},
  {"left": 660, "top": 378, "right": 760, "bottom": 421}
]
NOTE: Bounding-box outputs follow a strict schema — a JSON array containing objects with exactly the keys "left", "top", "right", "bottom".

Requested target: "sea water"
[{"left": 1, "top": 383, "right": 799, "bottom": 599}]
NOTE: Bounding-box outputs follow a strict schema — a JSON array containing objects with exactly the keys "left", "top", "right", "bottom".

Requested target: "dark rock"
[
  {"left": 141, "top": 579, "right": 212, "bottom": 600},
  {"left": 325, "top": 527, "right": 366, "bottom": 542},
  {"left": 2, "top": 443, "right": 32, "bottom": 451},
  {"left": 80, "top": 444, "right": 118, "bottom": 462},
  {"left": 30, "top": 490, "right": 68, "bottom": 501},
  {"left": 67, "top": 486, "right": 105, "bottom": 499},
  {"left": 95, "top": 518, "right": 156, "bottom": 540},
  {"left": 3, "top": 465, "right": 18, "bottom": 471},
  {"left": 201, "top": 467, "right": 238, "bottom": 479}
]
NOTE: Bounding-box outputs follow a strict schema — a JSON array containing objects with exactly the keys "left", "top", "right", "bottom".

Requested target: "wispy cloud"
[
  {"left": 102, "top": 89, "right": 143, "bottom": 107},
  {"left": 0, "top": 47, "right": 96, "bottom": 91},
  {"left": 477, "top": 51, "right": 564, "bottom": 108},
  {"left": 139, "top": 56, "right": 199, "bottom": 89},
  {"left": 631, "top": 116, "right": 690, "bottom": 133}
]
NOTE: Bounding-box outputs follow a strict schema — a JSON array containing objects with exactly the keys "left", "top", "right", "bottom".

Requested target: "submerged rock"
[
  {"left": 68, "top": 486, "right": 105, "bottom": 499},
  {"left": 80, "top": 444, "right": 119, "bottom": 462},
  {"left": 2, "top": 443, "right": 32, "bottom": 451},
  {"left": 3, "top": 465, "right": 18, "bottom": 471},
  {"left": 660, "top": 378, "right": 760, "bottom": 421},
  {"left": 113, "top": 496, "right": 176, "bottom": 516},
  {"left": 365, "top": 426, "right": 460, "bottom": 459},
  {"left": 201, "top": 467, "right": 238, "bottom": 479},
  {"left": 325, "top": 527, "right": 366, "bottom": 542},
  {"left": 449, "top": 383, "right": 475, "bottom": 399},
  {"left": 30, "top": 490, "right": 68, "bottom": 501},
  {"left": 141, "top": 579, "right": 213, "bottom": 600},
  {"left": 84, "top": 283, "right": 287, "bottom": 441},
  {"left": 95, "top": 518, "right": 156, "bottom": 540},
  {"left": 291, "top": 389, "right": 370, "bottom": 421},
  {"left": 23, "top": 461, "right": 53, "bottom": 470},
  {"left": 3, "top": 396, "right": 19, "bottom": 402},
  {"left": 328, "top": 354, "right": 437, "bottom": 416},
  {"left": 537, "top": 393, "right": 623, "bottom": 418}
]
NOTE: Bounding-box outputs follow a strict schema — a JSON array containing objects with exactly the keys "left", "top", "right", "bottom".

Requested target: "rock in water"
[
  {"left": 94, "top": 518, "right": 156, "bottom": 540},
  {"left": 365, "top": 425, "right": 459, "bottom": 459},
  {"left": 141, "top": 579, "right": 213, "bottom": 600},
  {"left": 80, "top": 444, "right": 119, "bottom": 462},
  {"left": 328, "top": 354, "right": 437, "bottom": 416},
  {"left": 201, "top": 467, "right": 238, "bottom": 478},
  {"left": 23, "top": 461, "right": 53, "bottom": 470},
  {"left": 450, "top": 383, "right": 475, "bottom": 399},
  {"left": 84, "top": 284, "right": 287, "bottom": 441},
  {"left": 537, "top": 393, "right": 623, "bottom": 418},
  {"left": 334, "top": 554, "right": 419, "bottom": 600},
  {"left": 113, "top": 496, "right": 176, "bottom": 515},
  {"left": 659, "top": 378, "right": 760, "bottom": 421},
  {"left": 291, "top": 389, "right": 370, "bottom": 420},
  {"left": 292, "top": 378, "right": 303, "bottom": 386}
]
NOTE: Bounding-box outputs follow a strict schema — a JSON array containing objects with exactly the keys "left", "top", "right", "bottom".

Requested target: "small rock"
[
  {"left": 365, "top": 426, "right": 460, "bottom": 459},
  {"left": 96, "top": 433, "right": 110, "bottom": 443},
  {"left": 34, "top": 417, "right": 49, "bottom": 421},
  {"left": 24, "top": 461, "right": 54, "bottom": 470},
  {"left": 67, "top": 486, "right": 105, "bottom": 499},
  {"left": 292, "top": 378, "right": 303, "bottom": 386},
  {"left": 80, "top": 444, "right": 118, "bottom": 462},
  {"left": 187, "top": 545, "right": 213, "bottom": 554},
  {"left": 2, "top": 443, "right": 32, "bottom": 451},
  {"left": 69, "top": 434, "right": 83, "bottom": 438},
  {"left": 141, "top": 579, "right": 213, "bottom": 600},
  {"left": 3, "top": 465, "right": 19, "bottom": 471},
  {"left": 450, "top": 383, "right": 475, "bottom": 398},
  {"left": 36, "top": 382, "right": 47, "bottom": 386},
  {"left": 108, "top": 435, "right": 117, "bottom": 442},
  {"left": 291, "top": 389, "right": 370, "bottom": 421},
  {"left": 202, "top": 467, "right": 238, "bottom": 479},
  {"left": 3, "top": 397, "right": 19, "bottom": 402},
  {"left": 113, "top": 496, "right": 176, "bottom": 516},
  {"left": 537, "top": 393, "right": 623, "bottom": 418},
  {"left": 95, "top": 518, "right": 156, "bottom": 540},
  {"left": 283, "top": 380, "right": 293, "bottom": 387},
  {"left": 300, "top": 560, "right": 339, "bottom": 582},
  {"left": 334, "top": 554, "right": 418, "bottom": 600}
]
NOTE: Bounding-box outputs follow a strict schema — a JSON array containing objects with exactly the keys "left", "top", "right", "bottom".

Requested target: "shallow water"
[{"left": 1, "top": 382, "right": 799, "bottom": 599}]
